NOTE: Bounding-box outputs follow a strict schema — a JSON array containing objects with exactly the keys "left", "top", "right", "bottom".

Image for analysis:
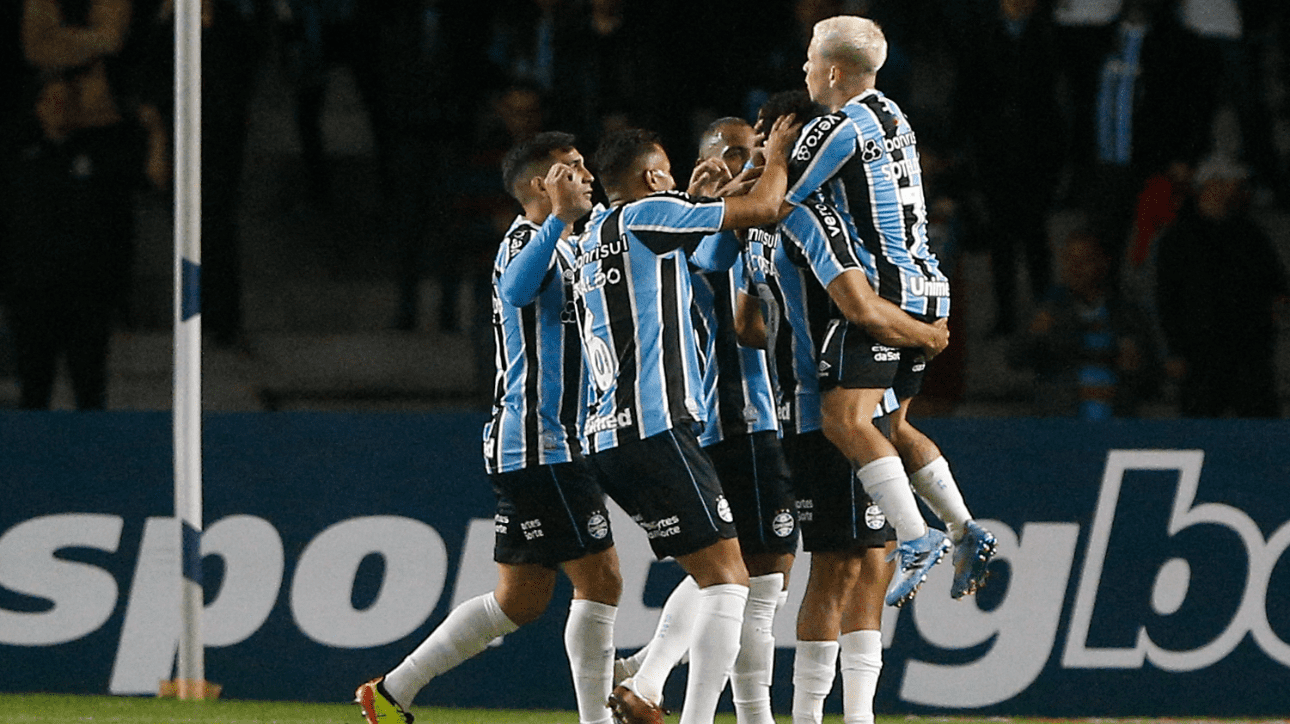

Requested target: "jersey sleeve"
[
  {"left": 622, "top": 192, "right": 726, "bottom": 255},
  {"left": 497, "top": 215, "right": 565, "bottom": 307},
  {"left": 780, "top": 201, "right": 865, "bottom": 289},
  {"left": 786, "top": 113, "right": 858, "bottom": 205},
  {"left": 689, "top": 230, "right": 741, "bottom": 273}
]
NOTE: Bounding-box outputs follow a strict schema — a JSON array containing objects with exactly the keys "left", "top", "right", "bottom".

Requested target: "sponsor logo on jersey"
[
  {"left": 587, "top": 513, "right": 609, "bottom": 540},
  {"left": 885, "top": 131, "right": 916, "bottom": 153},
  {"left": 909, "top": 276, "right": 950, "bottom": 297},
  {"left": 585, "top": 408, "right": 634, "bottom": 436},
  {"left": 860, "top": 137, "right": 883, "bottom": 163},
  {"left": 772, "top": 510, "right": 796, "bottom": 537},
  {"left": 794, "top": 115, "right": 842, "bottom": 162},
  {"left": 864, "top": 503, "right": 886, "bottom": 530}
]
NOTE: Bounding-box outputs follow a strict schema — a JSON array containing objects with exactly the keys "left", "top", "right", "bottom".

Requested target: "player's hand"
[
  {"left": 923, "top": 317, "right": 950, "bottom": 359},
  {"left": 716, "top": 164, "right": 762, "bottom": 197},
  {"left": 763, "top": 114, "right": 802, "bottom": 164},
  {"left": 543, "top": 162, "right": 593, "bottom": 224},
  {"left": 687, "top": 157, "right": 732, "bottom": 197}
]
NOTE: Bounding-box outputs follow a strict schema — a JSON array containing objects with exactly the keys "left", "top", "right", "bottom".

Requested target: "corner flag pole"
[{"left": 173, "top": 0, "right": 206, "bottom": 700}]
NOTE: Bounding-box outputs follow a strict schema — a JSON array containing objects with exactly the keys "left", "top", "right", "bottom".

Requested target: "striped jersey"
[
  {"left": 786, "top": 89, "right": 950, "bottom": 319},
  {"left": 570, "top": 191, "right": 727, "bottom": 453},
  {"left": 482, "top": 215, "right": 583, "bottom": 474},
  {"left": 692, "top": 264, "right": 779, "bottom": 448}
]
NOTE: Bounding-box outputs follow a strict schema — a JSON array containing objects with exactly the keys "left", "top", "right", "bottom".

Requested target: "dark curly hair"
[{"left": 757, "top": 90, "right": 825, "bottom": 127}]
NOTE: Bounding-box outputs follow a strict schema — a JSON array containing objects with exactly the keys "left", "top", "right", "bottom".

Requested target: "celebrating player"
[
  {"left": 356, "top": 133, "right": 621, "bottom": 724},
  {"left": 787, "top": 16, "right": 995, "bottom": 607}
]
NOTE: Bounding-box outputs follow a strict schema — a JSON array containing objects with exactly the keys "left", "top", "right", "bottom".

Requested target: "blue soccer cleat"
[
  {"left": 950, "top": 520, "right": 997, "bottom": 599},
  {"left": 885, "top": 528, "right": 952, "bottom": 607}
]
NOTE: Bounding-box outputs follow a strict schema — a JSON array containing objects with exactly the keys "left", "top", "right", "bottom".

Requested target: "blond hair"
[{"left": 812, "top": 16, "right": 887, "bottom": 76}]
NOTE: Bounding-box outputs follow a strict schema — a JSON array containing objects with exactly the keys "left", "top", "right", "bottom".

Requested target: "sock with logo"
[
  {"left": 631, "top": 575, "right": 700, "bottom": 706},
  {"left": 678, "top": 583, "right": 749, "bottom": 724},
  {"left": 383, "top": 592, "right": 519, "bottom": 709},
  {"left": 731, "top": 573, "right": 784, "bottom": 724},
  {"left": 839, "top": 629, "right": 883, "bottom": 724},
  {"left": 566, "top": 599, "right": 617, "bottom": 724},
  {"left": 907, "top": 456, "right": 972, "bottom": 543},
  {"left": 856, "top": 456, "right": 927, "bottom": 542},
  {"left": 792, "top": 639, "right": 839, "bottom": 724}
]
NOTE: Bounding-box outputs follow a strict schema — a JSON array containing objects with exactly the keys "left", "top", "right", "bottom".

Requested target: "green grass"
[{"left": 0, "top": 695, "right": 1278, "bottom": 724}]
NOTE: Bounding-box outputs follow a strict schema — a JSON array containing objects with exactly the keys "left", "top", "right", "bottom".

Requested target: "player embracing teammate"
[{"left": 356, "top": 13, "right": 995, "bottom": 724}]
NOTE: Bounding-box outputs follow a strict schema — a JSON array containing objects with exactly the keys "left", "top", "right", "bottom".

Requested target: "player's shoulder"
[
  {"left": 501, "top": 218, "right": 540, "bottom": 258},
  {"left": 793, "top": 111, "right": 857, "bottom": 162}
]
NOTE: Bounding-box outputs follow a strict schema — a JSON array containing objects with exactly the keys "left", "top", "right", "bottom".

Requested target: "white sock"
[
  {"left": 792, "top": 640, "right": 839, "bottom": 724},
  {"left": 839, "top": 630, "right": 883, "bottom": 724},
  {"left": 908, "top": 456, "right": 972, "bottom": 543},
  {"left": 731, "top": 573, "right": 783, "bottom": 724},
  {"left": 632, "top": 575, "right": 701, "bottom": 705},
  {"left": 566, "top": 599, "right": 617, "bottom": 724},
  {"left": 383, "top": 592, "right": 519, "bottom": 708},
  {"left": 856, "top": 456, "right": 926, "bottom": 542},
  {"left": 678, "top": 583, "right": 749, "bottom": 724}
]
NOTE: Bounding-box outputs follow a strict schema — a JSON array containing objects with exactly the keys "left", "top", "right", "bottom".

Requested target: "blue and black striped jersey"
[
  {"left": 570, "top": 192, "right": 728, "bottom": 453},
  {"left": 482, "top": 216, "right": 584, "bottom": 474},
  {"left": 786, "top": 89, "right": 950, "bottom": 319},
  {"left": 693, "top": 264, "right": 779, "bottom": 448}
]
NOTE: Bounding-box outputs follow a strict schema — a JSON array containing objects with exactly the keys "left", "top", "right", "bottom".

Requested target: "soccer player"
[
  {"left": 569, "top": 116, "right": 799, "bottom": 724},
  {"left": 356, "top": 133, "right": 621, "bottom": 724},
  {"left": 787, "top": 15, "right": 995, "bottom": 607},
  {"left": 614, "top": 116, "right": 799, "bottom": 724},
  {"left": 739, "top": 90, "right": 941, "bottom": 724}
]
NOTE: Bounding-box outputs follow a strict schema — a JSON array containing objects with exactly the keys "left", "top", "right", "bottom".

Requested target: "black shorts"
[
  {"left": 817, "top": 317, "right": 928, "bottom": 400},
  {"left": 705, "top": 430, "right": 799, "bottom": 556},
  {"left": 590, "top": 426, "right": 739, "bottom": 560},
  {"left": 782, "top": 430, "right": 894, "bottom": 552},
  {"left": 491, "top": 456, "right": 615, "bottom": 567}
]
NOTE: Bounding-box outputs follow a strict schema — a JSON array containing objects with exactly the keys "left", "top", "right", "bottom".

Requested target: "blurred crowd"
[{"left": 0, "top": 0, "right": 1287, "bottom": 416}]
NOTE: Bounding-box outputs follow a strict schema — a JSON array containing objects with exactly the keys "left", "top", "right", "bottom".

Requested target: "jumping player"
[{"left": 788, "top": 16, "right": 996, "bottom": 607}]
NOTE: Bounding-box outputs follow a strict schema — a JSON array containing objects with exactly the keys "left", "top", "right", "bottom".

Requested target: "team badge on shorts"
[
  {"left": 716, "top": 496, "right": 734, "bottom": 523},
  {"left": 864, "top": 504, "right": 887, "bottom": 530},
  {"left": 587, "top": 513, "right": 609, "bottom": 540},
  {"left": 772, "top": 510, "right": 795, "bottom": 538}
]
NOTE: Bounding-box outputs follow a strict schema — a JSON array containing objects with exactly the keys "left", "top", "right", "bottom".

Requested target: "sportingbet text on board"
[{"left": 0, "top": 414, "right": 1286, "bottom": 716}]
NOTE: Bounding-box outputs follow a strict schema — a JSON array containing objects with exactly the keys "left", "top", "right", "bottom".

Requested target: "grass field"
[{"left": 0, "top": 695, "right": 1281, "bottom": 724}]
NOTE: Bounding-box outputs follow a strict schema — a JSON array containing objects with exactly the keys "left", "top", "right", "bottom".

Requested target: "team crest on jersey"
[
  {"left": 772, "top": 510, "right": 796, "bottom": 537},
  {"left": 587, "top": 513, "right": 609, "bottom": 540},
  {"left": 541, "top": 431, "right": 560, "bottom": 450},
  {"left": 865, "top": 504, "right": 887, "bottom": 530},
  {"left": 716, "top": 495, "right": 734, "bottom": 523}
]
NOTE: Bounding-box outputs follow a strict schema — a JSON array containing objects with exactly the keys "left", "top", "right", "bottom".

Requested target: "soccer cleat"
[
  {"left": 885, "top": 528, "right": 952, "bottom": 607},
  {"left": 950, "top": 520, "right": 997, "bottom": 599},
  {"left": 608, "top": 681, "right": 666, "bottom": 724},
  {"left": 355, "top": 677, "right": 414, "bottom": 724}
]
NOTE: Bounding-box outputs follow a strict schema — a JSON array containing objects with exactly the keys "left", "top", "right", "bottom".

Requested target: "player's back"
[
  {"left": 570, "top": 192, "right": 725, "bottom": 453},
  {"left": 787, "top": 89, "right": 949, "bottom": 319}
]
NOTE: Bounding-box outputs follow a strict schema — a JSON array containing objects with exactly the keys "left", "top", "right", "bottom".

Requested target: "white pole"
[{"left": 173, "top": 0, "right": 204, "bottom": 700}]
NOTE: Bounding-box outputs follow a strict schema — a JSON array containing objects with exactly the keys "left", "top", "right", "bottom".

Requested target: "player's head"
[
  {"left": 594, "top": 128, "right": 674, "bottom": 204},
  {"left": 756, "top": 89, "right": 824, "bottom": 134},
  {"left": 805, "top": 16, "right": 886, "bottom": 107},
  {"left": 501, "top": 131, "right": 590, "bottom": 207},
  {"left": 697, "top": 117, "right": 755, "bottom": 178}
]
